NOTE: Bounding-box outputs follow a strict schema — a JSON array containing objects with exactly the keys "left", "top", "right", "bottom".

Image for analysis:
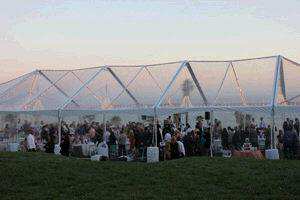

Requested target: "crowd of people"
[{"left": 1, "top": 115, "right": 299, "bottom": 160}]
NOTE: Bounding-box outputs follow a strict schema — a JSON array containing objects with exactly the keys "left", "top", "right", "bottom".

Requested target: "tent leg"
[
  {"left": 271, "top": 108, "right": 275, "bottom": 149},
  {"left": 243, "top": 113, "right": 246, "bottom": 131},
  {"left": 185, "top": 112, "right": 189, "bottom": 125},
  {"left": 210, "top": 110, "right": 214, "bottom": 158},
  {"left": 103, "top": 113, "right": 107, "bottom": 138},
  {"left": 153, "top": 108, "right": 158, "bottom": 147},
  {"left": 58, "top": 110, "right": 62, "bottom": 145}
]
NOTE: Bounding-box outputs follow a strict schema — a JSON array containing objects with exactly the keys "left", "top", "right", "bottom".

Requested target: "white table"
[
  {"left": 80, "top": 143, "right": 96, "bottom": 157},
  {"left": 147, "top": 147, "right": 159, "bottom": 163},
  {"left": 265, "top": 149, "right": 279, "bottom": 160},
  {"left": 8, "top": 142, "right": 19, "bottom": 152},
  {"left": 0, "top": 142, "right": 8, "bottom": 151}
]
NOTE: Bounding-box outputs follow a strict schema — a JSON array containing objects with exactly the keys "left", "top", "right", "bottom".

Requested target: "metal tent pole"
[
  {"left": 58, "top": 67, "right": 104, "bottom": 110},
  {"left": 107, "top": 67, "right": 140, "bottom": 105},
  {"left": 22, "top": 71, "right": 70, "bottom": 109},
  {"left": 210, "top": 110, "right": 214, "bottom": 158},
  {"left": 243, "top": 113, "right": 246, "bottom": 131},
  {"left": 270, "top": 55, "right": 282, "bottom": 149},
  {"left": 271, "top": 108, "right": 275, "bottom": 149},
  {"left": 153, "top": 107, "right": 158, "bottom": 147},
  {"left": 58, "top": 109, "right": 62, "bottom": 145},
  {"left": 103, "top": 113, "right": 107, "bottom": 134},
  {"left": 153, "top": 61, "right": 187, "bottom": 108}
]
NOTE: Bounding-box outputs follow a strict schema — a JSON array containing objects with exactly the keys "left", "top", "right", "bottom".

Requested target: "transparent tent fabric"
[{"left": 0, "top": 55, "right": 299, "bottom": 115}]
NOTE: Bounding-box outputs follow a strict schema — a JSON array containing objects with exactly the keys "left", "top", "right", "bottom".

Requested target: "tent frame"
[{"left": 1, "top": 55, "right": 300, "bottom": 149}]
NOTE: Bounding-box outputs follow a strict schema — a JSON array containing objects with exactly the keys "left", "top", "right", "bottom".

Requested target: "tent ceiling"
[{"left": 0, "top": 55, "right": 299, "bottom": 115}]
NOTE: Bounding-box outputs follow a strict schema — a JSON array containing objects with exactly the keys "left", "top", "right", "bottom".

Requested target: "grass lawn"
[{"left": 0, "top": 152, "right": 299, "bottom": 199}]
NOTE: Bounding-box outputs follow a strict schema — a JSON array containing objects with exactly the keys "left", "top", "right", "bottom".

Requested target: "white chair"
[
  {"left": 54, "top": 144, "right": 61, "bottom": 155},
  {"left": 97, "top": 142, "right": 109, "bottom": 158},
  {"left": 91, "top": 155, "right": 101, "bottom": 161},
  {"left": 265, "top": 149, "right": 279, "bottom": 160}
]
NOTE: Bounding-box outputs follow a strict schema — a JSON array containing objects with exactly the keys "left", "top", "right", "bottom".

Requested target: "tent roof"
[{"left": 0, "top": 55, "right": 299, "bottom": 115}]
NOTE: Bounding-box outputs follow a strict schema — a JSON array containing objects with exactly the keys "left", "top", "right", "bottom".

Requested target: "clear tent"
[{"left": 0, "top": 55, "right": 299, "bottom": 146}]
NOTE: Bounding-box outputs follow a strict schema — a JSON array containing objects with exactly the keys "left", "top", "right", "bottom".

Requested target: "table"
[
  {"left": 73, "top": 143, "right": 96, "bottom": 157},
  {"left": 265, "top": 149, "right": 279, "bottom": 160},
  {"left": 8, "top": 142, "right": 19, "bottom": 152},
  {"left": 233, "top": 150, "right": 264, "bottom": 159},
  {"left": 0, "top": 142, "right": 8, "bottom": 151},
  {"left": 147, "top": 147, "right": 159, "bottom": 163}
]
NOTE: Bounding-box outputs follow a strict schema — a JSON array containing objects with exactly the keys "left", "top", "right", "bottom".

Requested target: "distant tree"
[
  {"left": 82, "top": 115, "right": 95, "bottom": 123},
  {"left": 181, "top": 79, "right": 194, "bottom": 123},
  {"left": 181, "top": 79, "right": 194, "bottom": 107},
  {"left": 110, "top": 116, "right": 122, "bottom": 126},
  {"left": 3, "top": 114, "right": 17, "bottom": 124},
  {"left": 234, "top": 111, "right": 252, "bottom": 129}
]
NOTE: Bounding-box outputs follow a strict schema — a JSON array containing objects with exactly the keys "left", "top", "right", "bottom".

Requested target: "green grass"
[{"left": 0, "top": 152, "right": 299, "bottom": 200}]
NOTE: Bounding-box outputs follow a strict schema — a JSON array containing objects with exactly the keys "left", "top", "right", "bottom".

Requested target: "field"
[{"left": 0, "top": 152, "right": 299, "bottom": 199}]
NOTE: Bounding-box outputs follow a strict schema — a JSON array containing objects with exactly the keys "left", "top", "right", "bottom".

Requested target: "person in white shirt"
[
  {"left": 27, "top": 131, "right": 36, "bottom": 151},
  {"left": 164, "top": 132, "right": 172, "bottom": 142},
  {"left": 177, "top": 140, "right": 185, "bottom": 157},
  {"left": 259, "top": 117, "right": 266, "bottom": 129},
  {"left": 16, "top": 119, "right": 22, "bottom": 141},
  {"left": 103, "top": 130, "right": 111, "bottom": 144}
]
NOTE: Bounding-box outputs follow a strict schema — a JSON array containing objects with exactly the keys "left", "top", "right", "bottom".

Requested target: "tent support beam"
[
  {"left": 58, "top": 68, "right": 104, "bottom": 110},
  {"left": 280, "top": 94, "right": 300, "bottom": 104},
  {"left": 279, "top": 61, "right": 287, "bottom": 102},
  {"left": 109, "top": 66, "right": 145, "bottom": 106},
  {"left": 103, "top": 112, "right": 107, "bottom": 142},
  {"left": 153, "top": 61, "right": 187, "bottom": 108},
  {"left": 71, "top": 71, "right": 103, "bottom": 105},
  {"left": 230, "top": 62, "right": 247, "bottom": 106},
  {"left": 22, "top": 71, "right": 70, "bottom": 109},
  {"left": 210, "top": 110, "right": 214, "bottom": 157},
  {"left": 213, "top": 62, "right": 231, "bottom": 105},
  {"left": 153, "top": 107, "right": 158, "bottom": 147},
  {"left": 185, "top": 62, "right": 208, "bottom": 105},
  {"left": 38, "top": 70, "right": 80, "bottom": 107},
  {"left": 107, "top": 67, "right": 139, "bottom": 105},
  {"left": 28, "top": 72, "right": 39, "bottom": 97},
  {"left": 58, "top": 109, "right": 62, "bottom": 145},
  {"left": 0, "top": 71, "right": 36, "bottom": 101},
  {"left": 145, "top": 67, "right": 164, "bottom": 92},
  {"left": 270, "top": 55, "right": 282, "bottom": 149}
]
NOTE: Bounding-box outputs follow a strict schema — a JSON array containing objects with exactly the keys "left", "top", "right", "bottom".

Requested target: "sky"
[{"left": 0, "top": 0, "right": 299, "bottom": 83}]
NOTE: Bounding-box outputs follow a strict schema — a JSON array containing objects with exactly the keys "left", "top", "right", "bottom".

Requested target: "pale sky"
[{"left": 0, "top": 0, "right": 299, "bottom": 83}]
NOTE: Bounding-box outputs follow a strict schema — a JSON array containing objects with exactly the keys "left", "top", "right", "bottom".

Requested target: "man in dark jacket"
[
  {"left": 45, "top": 133, "right": 55, "bottom": 153},
  {"left": 294, "top": 118, "right": 300, "bottom": 137},
  {"left": 283, "top": 123, "right": 297, "bottom": 159},
  {"left": 60, "top": 133, "right": 70, "bottom": 157}
]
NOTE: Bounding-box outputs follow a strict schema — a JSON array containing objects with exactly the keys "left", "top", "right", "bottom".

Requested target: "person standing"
[
  {"left": 103, "top": 129, "right": 111, "bottom": 144},
  {"left": 27, "top": 129, "right": 36, "bottom": 152},
  {"left": 118, "top": 131, "right": 127, "bottom": 156},
  {"left": 45, "top": 133, "right": 55, "bottom": 153},
  {"left": 177, "top": 137, "right": 185, "bottom": 157},
  {"left": 277, "top": 130, "right": 284, "bottom": 152},
  {"left": 294, "top": 118, "right": 299, "bottom": 137},
  {"left": 250, "top": 118, "right": 256, "bottom": 129},
  {"left": 170, "top": 135, "right": 179, "bottom": 159},
  {"left": 108, "top": 130, "right": 117, "bottom": 158},
  {"left": 16, "top": 119, "right": 22, "bottom": 142},
  {"left": 60, "top": 133, "right": 70, "bottom": 157},
  {"left": 283, "top": 122, "right": 297, "bottom": 159},
  {"left": 221, "top": 128, "right": 229, "bottom": 150},
  {"left": 259, "top": 117, "right": 266, "bottom": 129}
]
